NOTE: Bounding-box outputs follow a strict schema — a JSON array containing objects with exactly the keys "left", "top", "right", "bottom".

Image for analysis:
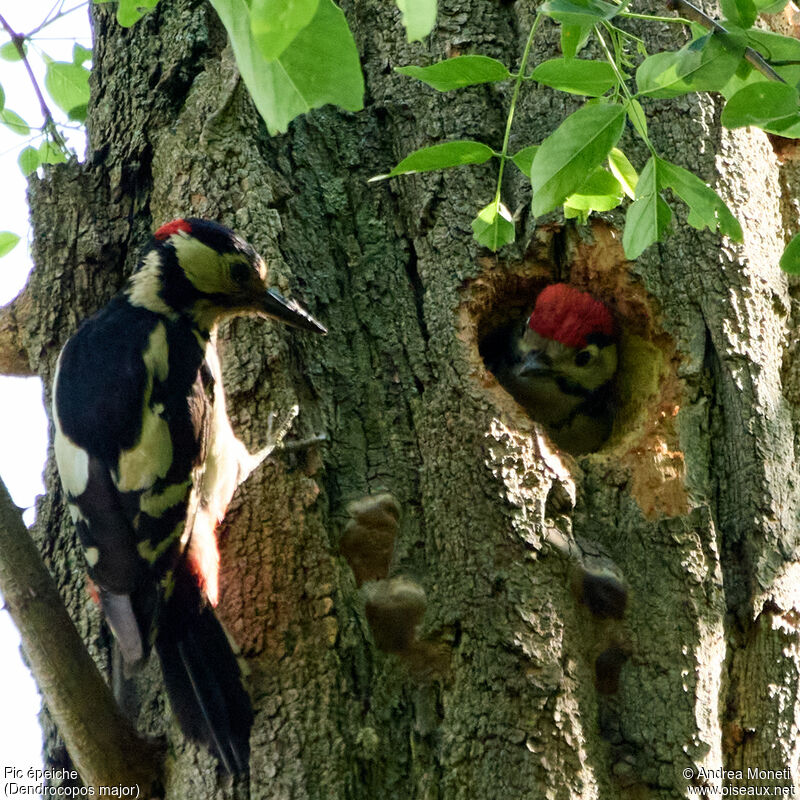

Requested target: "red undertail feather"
[
  {"left": 186, "top": 511, "right": 221, "bottom": 607},
  {"left": 528, "top": 283, "right": 614, "bottom": 347},
  {"left": 155, "top": 218, "right": 192, "bottom": 240}
]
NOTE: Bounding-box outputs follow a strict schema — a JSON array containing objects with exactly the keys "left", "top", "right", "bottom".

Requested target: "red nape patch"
[
  {"left": 86, "top": 576, "right": 100, "bottom": 606},
  {"left": 154, "top": 218, "right": 192, "bottom": 240},
  {"left": 528, "top": 283, "right": 614, "bottom": 348}
]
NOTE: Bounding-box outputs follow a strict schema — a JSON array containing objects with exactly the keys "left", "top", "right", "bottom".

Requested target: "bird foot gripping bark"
[
  {"left": 239, "top": 404, "right": 328, "bottom": 483},
  {"left": 340, "top": 494, "right": 449, "bottom": 676}
]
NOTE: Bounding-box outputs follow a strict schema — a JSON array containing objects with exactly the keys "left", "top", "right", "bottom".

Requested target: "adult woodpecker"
[
  {"left": 52, "top": 218, "right": 326, "bottom": 773},
  {"left": 485, "top": 283, "right": 617, "bottom": 454}
]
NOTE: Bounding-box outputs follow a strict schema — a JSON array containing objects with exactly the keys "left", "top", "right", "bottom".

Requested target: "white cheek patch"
[
  {"left": 174, "top": 236, "right": 232, "bottom": 295},
  {"left": 84, "top": 546, "right": 100, "bottom": 567}
]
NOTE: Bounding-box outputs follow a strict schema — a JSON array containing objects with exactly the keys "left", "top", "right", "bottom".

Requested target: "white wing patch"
[
  {"left": 115, "top": 402, "right": 172, "bottom": 492},
  {"left": 52, "top": 353, "right": 90, "bottom": 498},
  {"left": 139, "top": 479, "right": 192, "bottom": 518}
]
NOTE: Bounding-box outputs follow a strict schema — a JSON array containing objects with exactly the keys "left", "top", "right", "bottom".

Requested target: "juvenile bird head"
[
  {"left": 127, "top": 218, "right": 326, "bottom": 335},
  {"left": 518, "top": 283, "right": 616, "bottom": 391}
]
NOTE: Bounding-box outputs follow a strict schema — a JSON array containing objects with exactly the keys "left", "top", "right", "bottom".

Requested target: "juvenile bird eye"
[{"left": 575, "top": 350, "right": 592, "bottom": 367}]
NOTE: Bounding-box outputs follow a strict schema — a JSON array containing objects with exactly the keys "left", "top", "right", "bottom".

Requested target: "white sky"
[{"left": 0, "top": 0, "right": 91, "bottom": 772}]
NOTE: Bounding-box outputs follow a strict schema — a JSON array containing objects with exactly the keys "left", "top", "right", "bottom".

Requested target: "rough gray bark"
[{"left": 7, "top": 0, "right": 800, "bottom": 796}]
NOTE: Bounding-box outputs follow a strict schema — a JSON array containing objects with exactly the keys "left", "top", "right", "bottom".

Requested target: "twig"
[
  {"left": 0, "top": 11, "right": 68, "bottom": 148},
  {"left": 277, "top": 433, "right": 329, "bottom": 453},
  {"left": 0, "top": 477, "right": 162, "bottom": 791},
  {"left": 26, "top": 1, "right": 88, "bottom": 40},
  {"left": 666, "top": 0, "right": 787, "bottom": 83}
]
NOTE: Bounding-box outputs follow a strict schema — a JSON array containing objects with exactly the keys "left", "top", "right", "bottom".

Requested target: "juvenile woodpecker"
[
  {"left": 52, "top": 218, "right": 326, "bottom": 773},
  {"left": 485, "top": 283, "right": 617, "bottom": 454}
]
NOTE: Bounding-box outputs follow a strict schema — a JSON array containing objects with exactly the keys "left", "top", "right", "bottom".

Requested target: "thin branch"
[
  {"left": 666, "top": 0, "right": 787, "bottom": 83},
  {"left": 0, "top": 12, "right": 67, "bottom": 149},
  {"left": 0, "top": 477, "right": 162, "bottom": 792},
  {"left": 26, "top": 1, "right": 88, "bottom": 39}
]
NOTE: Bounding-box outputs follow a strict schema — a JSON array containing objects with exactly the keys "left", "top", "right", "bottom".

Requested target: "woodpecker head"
[
  {"left": 518, "top": 283, "right": 616, "bottom": 392},
  {"left": 126, "top": 218, "right": 326, "bottom": 334}
]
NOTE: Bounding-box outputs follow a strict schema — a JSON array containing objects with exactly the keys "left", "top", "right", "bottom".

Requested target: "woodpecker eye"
[
  {"left": 574, "top": 349, "right": 593, "bottom": 367},
  {"left": 230, "top": 259, "right": 252, "bottom": 285}
]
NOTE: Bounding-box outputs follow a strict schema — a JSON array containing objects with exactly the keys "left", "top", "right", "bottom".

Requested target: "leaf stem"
[
  {"left": 618, "top": 11, "right": 693, "bottom": 24},
  {"left": 595, "top": 22, "right": 657, "bottom": 156},
  {"left": 494, "top": 12, "right": 541, "bottom": 204}
]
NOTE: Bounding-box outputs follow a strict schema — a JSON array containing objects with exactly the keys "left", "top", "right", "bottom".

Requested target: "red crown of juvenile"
[{"left": 528, "top": 283, "right": 614, "bottom": 348}]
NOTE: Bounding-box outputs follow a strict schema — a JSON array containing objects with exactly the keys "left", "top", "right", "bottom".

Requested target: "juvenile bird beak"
[
  {"left": 262, "top": 289, "right": 327, "bottom": 334},
  {"left": 518, "top": 351, "right": 550, "bottom": 376}
]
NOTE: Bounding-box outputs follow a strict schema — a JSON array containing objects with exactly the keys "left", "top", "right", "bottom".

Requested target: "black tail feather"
[{"left": 154, "top": 575, "right": 252, "bottom": 773}]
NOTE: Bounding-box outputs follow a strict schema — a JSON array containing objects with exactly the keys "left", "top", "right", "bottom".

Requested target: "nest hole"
[{"left": 463, "top": 223, "right": 684, "bottom": 480}]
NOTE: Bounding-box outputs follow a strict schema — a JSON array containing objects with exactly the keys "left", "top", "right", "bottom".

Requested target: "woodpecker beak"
[
  {"left": 261, "top": 289, "right": 327, "bottom": 334},
  {"left": 518, "top": 351, "right": 551, "bottom": 377}
]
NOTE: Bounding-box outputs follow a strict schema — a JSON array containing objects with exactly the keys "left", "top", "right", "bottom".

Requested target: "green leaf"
[
  {"left": 530, "top": 102, "right": 626, "bottom": 216},
  {"left": 560, "top": 23, "right": 592, "bottom": 58},
  {"left": 624, "top": 195, "right": 673, "bottom": 258},
  {"left": 0, "top": 84, "right": 4, "bottom": 111},
  {"left": 45, "top": 61, "right": 90, "bottom": 122},
  {"left": 721, "top": 81, "right": 799, "bottom": 129},
  {"left": 250, "top": 0, "right": 319, "bottom": 60},
  {"left": 563, "top": 167, "right": 623, "bottom": 212},
  {"left": 745, "top": 30, "right": 800, "bottom": 62},
  {"left": 116, "top": 0, "right": 159, "bottom": 26},
  {"left": 622, "top": 157, "right": 673, "bottom": 259},
  {"left": 396, "top": 0, "right": 437, "bottom": 41},
  {"left": 721, "top": 0, "right": 756, "bottom": 28},
  {"left": 742, "top": 30, "right": 800, "bottom": 88},
  {"left": 540, "top": 0, "right": 620, "bottom": 26},
  {"left": 636, "top": 33, "right": 745, "bottom": 98},
  {"left": 656, "top": 157, "right": 742, "bottom": 240},
  {"left": 511, "top": 145, "right": 539, "bottom": 177},
  {"left": 471, "top": 201, "right": 515, "bottom": 250},
  {"left": 72, "top": 43, "right": 92, "bottom": 65},
  {"left": 0, "top": 108, "right": 29, "bottom": 136},
  {"left": 210, "top": 0, "right": 364, "bottom": 135},
  {"left": 754, "top": 0, "right": 788, "bottom": 12},
  {"left": 564, "top": 204, "right": 589, "bottom": 223},
  {"left": 760, "top": 115, "right": 800, "bottom": 138},
  {"left": 0, "top": 41, "right": 26, "bottom": 62},
  {"left": 607, "top": 147, "right": 637, "bottom": 199},
  {"left": 39, "top": 140, "right": 67, "bottom": 165},
  {"left": 625, "top": 98, "right": 648, "bottom": 141},
  {"left": 375, "top": 140, "right": 494, "bottom": 179},
  {"left": 720, "top": 60, "right": 764, "bottom": 99},
  {"left": 396, "top": 56, "right": 510, "bottom": 91},
  {"left": 780, "top": 233, "right": 800, "bottom": 274},
  {"left": 0, "top": 232, "right": 20, "bottom": 258},
  {"left": 530, "top": 58, "right": 617, "bottom": 96},
  {"left": 18, "top": 146, "right": 40, "bottom": 176}
]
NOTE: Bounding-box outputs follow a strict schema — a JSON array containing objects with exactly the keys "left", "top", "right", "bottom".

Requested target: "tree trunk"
[{"left": 10, "top": 0, "right": 800, "bottom": 796}]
